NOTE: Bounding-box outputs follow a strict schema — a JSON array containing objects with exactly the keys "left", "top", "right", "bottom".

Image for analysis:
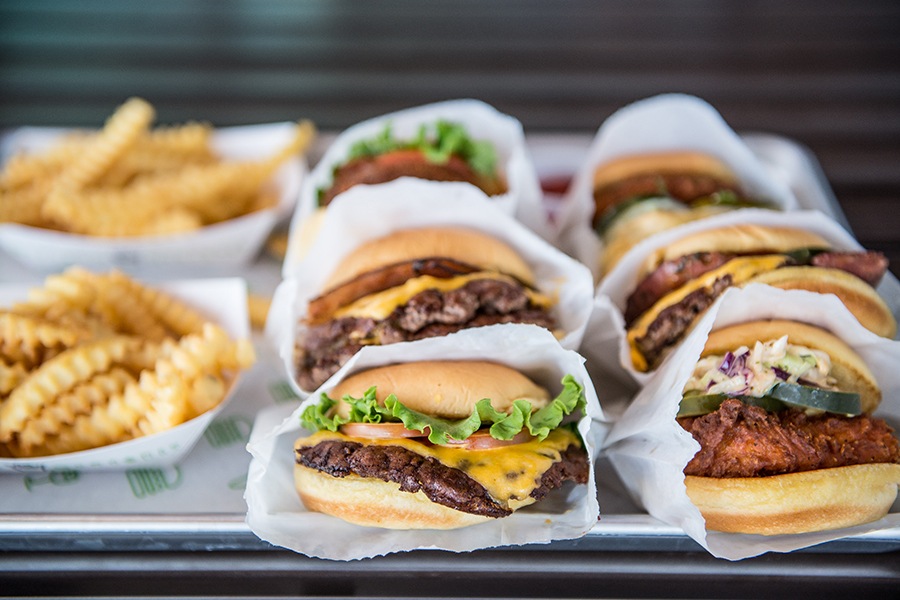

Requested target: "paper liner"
[
  {"left": 270, "top": 178, "right": 595, "bottom": 395},
  {"left": 586, "top": 208, "right": 900, "bottom": 387},
  {"left": 0, "top": 123, "right": 306, "bottom": 273},
  {"left": 245, "top": 324, "right": 606, "bottom": 560},
  {"left": 602, "top": 285, "right": 900, "bottom": 560},
  {"left": 0, "top": 278, "right": 251, "bottom": 472},
  {"left": 286, "top": 98, "right": 549, "bottom": 262},
  {"left": 555, "top": 93, "right": 799, "bottom": 279}
]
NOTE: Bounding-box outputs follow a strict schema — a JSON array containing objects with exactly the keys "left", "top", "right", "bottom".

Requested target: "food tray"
[{"left": 1, "top": 133, "right": 898, "bottom": 557}]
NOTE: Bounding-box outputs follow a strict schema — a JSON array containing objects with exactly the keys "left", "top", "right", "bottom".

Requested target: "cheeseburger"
[
  {"left": 294, "top": 361, "right": 589, "bottom": 529},
  {"left": 622, "top": 223, "right": 895, "bottom": 372},
  {"left": 318, "top": 120, "right": 507, "bottom": 206},
  {"left": 592, "top": 151, "right": 771, "bottom": 275},
  {"left": 295, "top": 226, "right": 559, "bottom": 391},
  {"left": 678, "top": 320, "right": 900, "bottom": 535}
]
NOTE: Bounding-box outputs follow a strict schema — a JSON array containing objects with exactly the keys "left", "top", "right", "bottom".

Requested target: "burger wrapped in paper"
[
  {"left": 287, "top": 99, "right": 547, "bottom": 263},
  {"left": 268, "top": 179, "right": 595, "bottom": 395},
  {"left": 594, "top": 209, "right": 896, "bottom": 381},
  {"left": 294, "top": 360, "right": 589, "bottom": 529},
  {"left": 556, "top": 93, "right": 798, "bottom": 279},
  {"left": 245, "top": 324, "right": 605, "bottom": 560},
  {"left": 679, "top": 319, "right": 899, "bottom": 535},
  {"left": 604, "top": 285, "right": 900, "bottom": 560}
]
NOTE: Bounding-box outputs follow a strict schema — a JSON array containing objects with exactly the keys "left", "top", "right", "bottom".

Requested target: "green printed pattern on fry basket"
[
  {"left": 24, "top": 469, "right": 80, "bottom": 491},
  {"left": 127, "top": 467, "right": 183, "bottom": 499},
  {"left": 268, "top": 380, "right": 300, "bottom": 404},
  {"left": 204, "top": 415, "right": 253, "bottom": 448}
]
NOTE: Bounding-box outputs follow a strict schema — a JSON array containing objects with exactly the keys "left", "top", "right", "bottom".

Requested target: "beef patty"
[
  {"left": 295, "top": 278, "right": 557, "bottom": 390},
  {"left": 295, "top": 438, "right": 588, "bottom": 517}
]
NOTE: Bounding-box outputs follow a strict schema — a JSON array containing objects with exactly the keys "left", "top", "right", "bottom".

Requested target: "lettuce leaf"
[
  {"left": 300, "top": 375, "right": 586, "bottom": 443},
  {"left": 345, "top": 120, "right": 498, "bottom": 176}
]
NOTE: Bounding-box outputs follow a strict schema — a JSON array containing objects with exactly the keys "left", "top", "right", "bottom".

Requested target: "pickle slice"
[
  {"left": 677, "top": 384, "right": 861, "bottom": 418},
  {"left": 677, "top": 394, "right": 784, "bottom": 417},
  {"left": 767, "top": 382, "right": 861, "bottom": 416}
]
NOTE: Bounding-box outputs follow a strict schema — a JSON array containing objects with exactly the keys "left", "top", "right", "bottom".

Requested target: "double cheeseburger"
[
  {"left": 622, "top": 223, "right": 895, "bottom": 372},
  {"left": 591, "top": 151, "right": 771, "bottom": 275},
  {"left": 678, "top": 320, "right": 900, "bottom": 535},
  {"left": 294, "top": 361, "right": 588, "bottom": 529},
  {"left": 295, "top": 227, "right": 559, "bottom": 391},
  {"left": 318, "top": 120, "right": 507, "bottom": 206}
]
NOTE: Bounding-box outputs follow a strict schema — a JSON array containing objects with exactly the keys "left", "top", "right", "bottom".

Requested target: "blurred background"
[{"left": 1, "top": 0, "right": 898, "bottom": 267}]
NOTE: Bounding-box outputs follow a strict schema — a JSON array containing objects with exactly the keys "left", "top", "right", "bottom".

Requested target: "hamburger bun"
[
  {"left": 638, "top": 224, "right": 829, "bottom": 279},
  {"left": 331, "top": 360, "right": 551, "bottom": 420},
  {"left": 294, "top": 465, "right": 496, "bottom": 530},
  {"left": 592, "top": 151, "right": 738, "bottom": 222},
  {"left": 323, "top": 227, "right": 536, "bottom": 290},
  {"left": 701, "top": 319, "right": 882, "bottom": 413},
  {"left": 749, "top": 267, "right": 897, "bottom": 339},
  {"left": 685, "top": 463, "right": 900, "bottom": 535}
]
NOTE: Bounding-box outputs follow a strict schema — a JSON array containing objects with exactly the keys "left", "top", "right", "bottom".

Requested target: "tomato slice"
[
  {"left": 440, "top": 429, "right": 535, "bottom": 450},
  {"left": 339, "top": 422, "right": 427, "bottom": 439}
]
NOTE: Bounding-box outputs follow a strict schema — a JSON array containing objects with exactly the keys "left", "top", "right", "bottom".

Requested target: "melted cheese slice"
[
  {"left": 627, "top": 255, "right": 789, "bottom": 371},
  {"left": 296, "top": 427, "right": 581, "bottom": 509},
  {"left": 333, "top": 271, "right": 554, "bottom": 321}
]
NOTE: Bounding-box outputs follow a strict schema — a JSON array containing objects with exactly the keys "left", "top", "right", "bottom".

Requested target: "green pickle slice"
[
  {"left": 766, "top": 382, "right": 861, "bottom": 415},
  {"left": 677, "top": 383, "right": 861, "bottom": 418}
]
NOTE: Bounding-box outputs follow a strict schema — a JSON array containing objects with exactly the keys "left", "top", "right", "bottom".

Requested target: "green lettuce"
[
  {"left": 300, "top": 374, "right": 586, "bottom": 444},
  {"left": 345, "top": 120, "right": 498, "bottom": 176}
]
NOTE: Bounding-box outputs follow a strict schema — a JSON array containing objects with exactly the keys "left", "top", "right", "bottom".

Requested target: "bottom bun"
[
  {"left": 685, "top": 463, "right": 900, "bottom": 535},
  {"left": 294, "top": 464, "right": 496, "bottom": 530}
]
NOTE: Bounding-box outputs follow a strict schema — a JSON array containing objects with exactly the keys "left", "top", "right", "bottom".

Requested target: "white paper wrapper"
[
  {"left": 286, "top": 98, "right": 549, "bottom": 261},
  {"left": 245, "top": 324, "right": 606, "bottom": 560},
  {"left": 555, "top": 93, "right": 799, "bottom": 279},
  {"left": 588, "top": 208, "right": 900, "bottom": 387},
  {"left": 271, "top": 178, "right": 595, "bottom": 395},
  {"left": 603, "top": 285, "right": 900, "bottom": 560},
  {"left": 0, "top": 123, "right": 306, "bottom": 273},
  {"left": 0, "top": 278, "right": 251, "bottom": 472}
]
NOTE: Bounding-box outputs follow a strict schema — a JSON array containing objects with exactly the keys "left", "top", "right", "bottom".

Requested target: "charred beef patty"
[
  {"left": 679, "top": 399, "right": 900, "bottom": 479},
  {"left": 295, "top": 438, "right": 588, "bottom": 517},
  {"left": 307, "top": 258, "right": 481, "bottom": 325},
  {"left": 632, "top": 275, "right": 733, "bottom": 371},
  {"left": 624, "top": 250, "right": 889, "bottom": 327},
  {"left": 296, "top": 278, "right": 557, "bottom": 390},
  {"left": 321, "top": 149, "right": 504, "bottom": 206}
]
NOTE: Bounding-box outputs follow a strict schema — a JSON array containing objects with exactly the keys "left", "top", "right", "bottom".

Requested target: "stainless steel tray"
[{"left": 1, "top": 133, "right": 898, "bottom": 559}]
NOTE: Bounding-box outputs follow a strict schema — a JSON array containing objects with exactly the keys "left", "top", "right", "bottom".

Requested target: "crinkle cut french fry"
[
  {"left": 12, "top": 268, "right": 99, "bottom": 322},
  {"left": 0, "top": 180, "right": 52, "bottom": 226},
  {"left": 133, "top": 324, "right": 254, "bottom": 436},
  {"left": 11, "top": 390, "right": 140, "bottom": 458},
  {"left": 14, "top": 367, "right": 135, "bottom": 452},
  {"left": 0, "top": 359, "right": 28, "bottom": 397},
  {"left": 50, "top": 97, "right": 154, "bottom": 192},
  {"left": 0, "top": 313, "right": 92, "bottom": 369},
  {"left": 0, "top": 335, "right": 141, "bottom": 441},
  {"left": 139, "top": 207, "right": 203, "bottom": 236},
  {"left": 0, "top": 132, "right": 91, "bottom": 190},
  {"left": 105, "top": 270, "right": 208, "bottom": 337}
]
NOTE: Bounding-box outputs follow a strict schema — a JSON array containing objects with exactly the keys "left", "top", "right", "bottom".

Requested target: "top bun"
[
  {"left": 702, "top": 319, "right": 882, "bottom": 413},
  {"left": 592, "top": 151, "right": 738, "bottom": 217},
  {"left": 323, "top": 227, "right": 536, "bottom": 291},
  {"left": 639, "top": 224, "right": 830, "bottom": 278},
  {"left": 330, "top": 360, "right": 551, "bottom": 420}
]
